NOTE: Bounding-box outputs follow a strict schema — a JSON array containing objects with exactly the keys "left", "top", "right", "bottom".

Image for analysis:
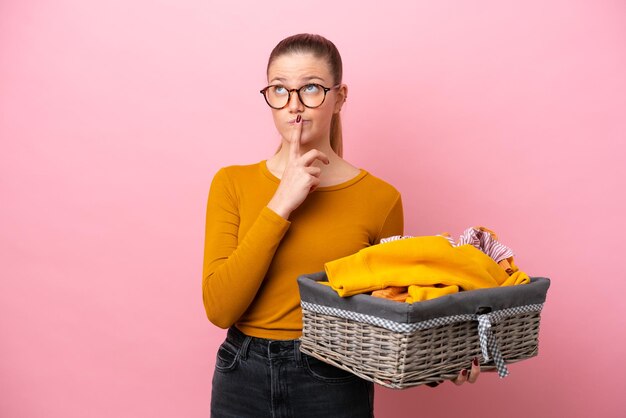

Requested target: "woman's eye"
[
  {"left": 304, "top": 84, "right": 320, "bottom": 93},
  {"left": 273, "top": 86, "right": 287, "bottom": 95}
]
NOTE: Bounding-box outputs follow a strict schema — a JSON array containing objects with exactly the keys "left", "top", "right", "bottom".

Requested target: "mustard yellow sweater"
[{"left": 202, "top": 161, "right": 403, "bottom": 340}]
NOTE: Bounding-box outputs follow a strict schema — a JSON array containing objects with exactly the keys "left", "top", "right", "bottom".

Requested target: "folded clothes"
[
  {"left": 382, "top": 226, "right": 515, "bottom": 265},
  {"left": 323, "top": 234, "right": 529, "bottom": 302}
]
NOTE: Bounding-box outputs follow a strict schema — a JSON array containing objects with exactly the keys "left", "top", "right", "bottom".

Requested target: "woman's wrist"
[{"left": 267, "top": 199, "right": 291, "bottom": 220}]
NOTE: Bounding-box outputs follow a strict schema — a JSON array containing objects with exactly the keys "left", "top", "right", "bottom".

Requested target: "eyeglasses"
[{"left": 260, "top": 83, "right": 341, "bottom": 109}]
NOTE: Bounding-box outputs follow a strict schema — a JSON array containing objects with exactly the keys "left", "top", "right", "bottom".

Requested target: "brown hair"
[{"left": 267, "top": 33, "right": 344, "bottom": 157}]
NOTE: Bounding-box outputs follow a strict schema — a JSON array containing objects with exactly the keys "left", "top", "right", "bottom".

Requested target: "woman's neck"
[
  {"left": 268, "top": 139, "right": 339, "bottom": 172},
  {"left": 266, "top": 139, "right": 361, "bottom": 187}
]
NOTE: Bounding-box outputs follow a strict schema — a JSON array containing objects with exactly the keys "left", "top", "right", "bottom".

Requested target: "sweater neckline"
[{"left": 260, "top": 160, "right": 368, "bottom": 191}]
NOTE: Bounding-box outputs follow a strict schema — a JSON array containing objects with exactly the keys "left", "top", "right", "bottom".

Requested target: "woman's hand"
[
  {"left": 426, "top": 357, "right": 482, "bottom": 388},
  {"left": 450, "top": 357, "right": 481, "bottom": 385},
  {"left": 267, "top": 115, "right": 329, "bottom": 219}
]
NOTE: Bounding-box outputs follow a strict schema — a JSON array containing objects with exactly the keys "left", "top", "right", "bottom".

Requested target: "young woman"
[{"left": 202, "top": 33, "right": 480, "bottom": 418}]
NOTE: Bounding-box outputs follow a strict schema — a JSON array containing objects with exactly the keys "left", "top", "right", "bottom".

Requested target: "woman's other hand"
[
  {"left": 426, "top": 357, "right": 482, "bottom": 388},
  {"left": 267, "top": 115, "right": 329, "bottom": 219},
  {"left": 451, "top": 357, "right": 481, "bottom": 385}
]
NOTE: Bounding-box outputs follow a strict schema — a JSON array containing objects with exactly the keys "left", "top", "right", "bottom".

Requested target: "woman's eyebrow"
[
  {"left": 270, "top": 76, "right": 327, "bottom": 83},
  {"left": 301, "top": 76, "right": 326, "bottom": 82}
]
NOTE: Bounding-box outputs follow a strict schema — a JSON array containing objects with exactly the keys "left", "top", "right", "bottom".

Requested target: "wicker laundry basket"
[{"left": 297, "top": 272, "right": 550, "bottom": 389}]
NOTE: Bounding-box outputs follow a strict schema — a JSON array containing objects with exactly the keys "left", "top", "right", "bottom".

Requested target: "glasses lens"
[
  {"left": 265, "top": 85, "right": 288, "bottom": 108},
  {"left": 299, "top": 84, "right": 325, "bottom": 108}
]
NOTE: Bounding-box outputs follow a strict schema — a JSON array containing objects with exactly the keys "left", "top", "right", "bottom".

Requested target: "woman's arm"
[
  {"left": 203, "top": 120, "right": 328, "bottom": 328},
  {"left": 201, "top": 168, "right": 290, "bottom": 328}
]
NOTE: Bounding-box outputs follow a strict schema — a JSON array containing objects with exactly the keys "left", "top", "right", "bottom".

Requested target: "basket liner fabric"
[{"left": 297, "top": 271, "right": 550, "bottom": 323}]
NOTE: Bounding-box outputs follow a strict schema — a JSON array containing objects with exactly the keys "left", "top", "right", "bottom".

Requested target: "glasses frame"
[{"left": 259, "top": 83, "right": 341, "bottom": 109}]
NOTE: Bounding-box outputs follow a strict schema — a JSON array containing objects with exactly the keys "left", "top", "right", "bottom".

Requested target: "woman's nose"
[{"left": 287, "top": 90, "right": 304, "bottom": 111}]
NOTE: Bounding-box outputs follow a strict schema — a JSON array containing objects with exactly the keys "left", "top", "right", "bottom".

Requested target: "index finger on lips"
[{"left": 289, "top": 114, "right": 303, "bottom": 161}]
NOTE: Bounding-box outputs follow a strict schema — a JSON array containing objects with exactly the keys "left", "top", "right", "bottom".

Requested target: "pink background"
[{"left": 2, "top": 1, "right": 625, "bottom": 417}]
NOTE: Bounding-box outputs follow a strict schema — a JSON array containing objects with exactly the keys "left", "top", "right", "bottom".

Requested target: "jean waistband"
[{"left": 226, "top": 326, "right": 302, "bottom": 360}]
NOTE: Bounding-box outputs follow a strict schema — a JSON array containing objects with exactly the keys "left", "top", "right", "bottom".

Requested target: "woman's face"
[{"left": 266, "top": 52, "right": 345, "bottom": 148}]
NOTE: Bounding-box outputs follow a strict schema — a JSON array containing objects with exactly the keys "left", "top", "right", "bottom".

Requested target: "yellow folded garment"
[
  {"left": 406, "top": 284, "right": 460, "bottom": 303},
  {"left": 324, "top": 236, "right": 530, "bottom": 298}
]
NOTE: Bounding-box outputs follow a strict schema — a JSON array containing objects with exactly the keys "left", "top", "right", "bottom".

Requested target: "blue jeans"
[{"left": 211, "top": 326, "right": 374, "bottom": 418}]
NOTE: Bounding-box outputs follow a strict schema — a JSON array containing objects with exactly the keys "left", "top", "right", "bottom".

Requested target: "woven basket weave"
[{"left": 297, "top": 272, "right": 550, "bottom": 389}]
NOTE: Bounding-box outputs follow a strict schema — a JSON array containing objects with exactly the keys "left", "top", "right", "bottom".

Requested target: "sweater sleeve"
[
  {"left": 201, "top": 168, "right": 290, "bottom": 328},
  {"left": 374, "top": 193, "right": 404, "bottom": 244}
]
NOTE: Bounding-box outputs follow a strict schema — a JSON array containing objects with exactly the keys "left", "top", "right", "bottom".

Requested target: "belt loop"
[
  {"left": 294, "top": 340, "right": 302, "bottom": 367},
  {"left": 239, "top": 336, "right": 252, "bottom": 360}
]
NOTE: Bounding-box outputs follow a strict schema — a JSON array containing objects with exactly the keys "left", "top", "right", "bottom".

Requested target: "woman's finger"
[
  {"left": 299, "top": 149, "right": 330, "bottom": 167},
  {"left": 288, "top": 114, "right": 303, "bottom": 161},
  {"left": 467, "top": 358, "right": 480, "bottom": 384},
  {"left": 309, "top": 176, "right": 321, "bottom": 193},
  {"left": 305, "top": 166, "right": 322, "bottom": 177},
  {"left": 451, "top": 369, "right": 468, "bottom": 386}
]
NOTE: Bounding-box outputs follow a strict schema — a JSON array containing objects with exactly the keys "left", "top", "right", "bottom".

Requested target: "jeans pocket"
[
  {"left": 302, "top": 353, "right": 359, "bottom": 384},
  {"left": 215, "top": 341, "right": 239, "bottom": 373}
]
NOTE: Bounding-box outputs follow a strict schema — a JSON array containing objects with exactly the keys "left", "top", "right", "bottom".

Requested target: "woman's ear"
[{"left": 334, "top": 84, "right": 348, "bottom": 113}]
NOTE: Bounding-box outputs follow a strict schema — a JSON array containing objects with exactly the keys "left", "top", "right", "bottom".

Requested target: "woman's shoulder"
[
  {"left": 208, "top": 162, "right": 267, "bottom": 194},
  {"left": 358, "top": 169, "right": 401, "bottom": 197},
  {"left": 213, "top": 161, "right": 264, "bottom": 180}
]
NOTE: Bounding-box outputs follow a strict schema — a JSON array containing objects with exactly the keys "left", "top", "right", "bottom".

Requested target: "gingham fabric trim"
[
  {"left": 300, "top": 301, "right": 543, "bottom": 378},
  {"left": 300, "top": 301, "right": 543, "bottom": 333},
  {"left": 477, "top": 314, "right": 509, "bottom": 378}
]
